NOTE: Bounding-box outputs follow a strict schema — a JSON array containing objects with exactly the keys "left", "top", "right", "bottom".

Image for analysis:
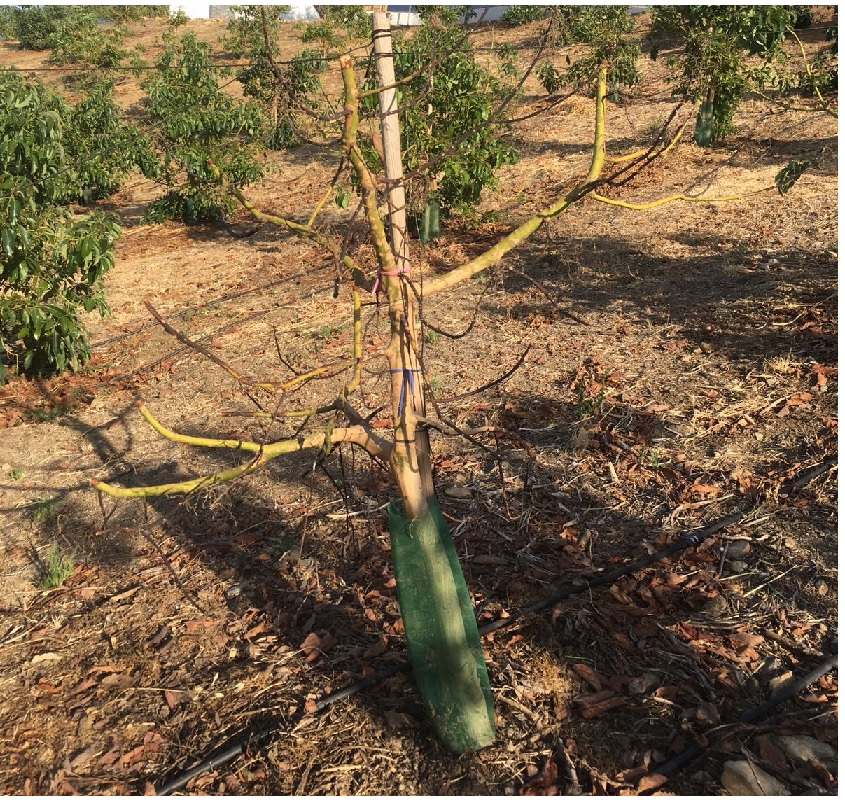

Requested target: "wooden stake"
[{"left": 371, "top": 11, "right": 410, "bottom": 274}]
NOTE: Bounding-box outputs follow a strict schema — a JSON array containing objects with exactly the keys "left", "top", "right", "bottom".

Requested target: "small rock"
[
  {"left": 695, "top": 702, "right": 721, "bottom": 726},
  {"left": 224, "top": 584, "right": 242, "bottom": 600},
  {"left": 757, "top": 656, "right": 783, "bottom": 681},
  {"left": 76, "top": 714, "right": 92, "bottom": 736},
  {"left": 724, "top": 539, "right": 752, "bottom": 559},
  {"left": 783, "top": 536, "right": 798, "bottom": 549},
  {"left": 571, "top": 425, "right": 594, "bottom": 449},
  {"left": 814, "top": 578, "right": 829, "bottom": 596},
  {"left": 776, "top": 735, "right": 837, "bottom": 772},
  {"left": 721, "top": 760, "right": 789, "bottom": 796},
  {"left": 444, "top": 484, "right": 472, "bottom": 500},
  {"left": 769, "top": 671, "right": 794, "bottom": 694},
  {"left": 629, "top": 672, "right": 661, "bottom": 696},
  {"left": 702, "top": 594, "right": 729, "bottom": 617}
]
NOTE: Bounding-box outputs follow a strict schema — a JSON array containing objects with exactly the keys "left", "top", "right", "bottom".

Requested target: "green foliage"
[
  {"left": 100, "top": 5, "right": 168, "bottom": 23},
  {"left": 363, "top": 13, "right": 519, "bottom": 218},
  {"left": 168, "top": 8, "right": 189, "bottom": 29},
  {"left": 31, "top": 496, "right": 58, "bottom": 525},
  {"left": 533, "top": 7, "right": 638, "bottom": 97},
  {"left": 0, "top": 71, "right": 122, "bottom": 382},
  {"left": 566, "top": 7, "right": 638, "bottom": 93},
  {"left": 61, "top": 80, "right": 157, "bottom": 203},
  {"left": 536, "top": 61, "right": 565, "bottom": 95},
  {"left": 495, "top": 42, "right": 519, "bottom": 79},
  {"left": 793, "top": 7, "right": 813, "bottom": 30},
  {"left": 415, "top": 6, "right": 477, "bottom": 26},
  {"left": 223, "top": 5, "right": 291, "bottom": 59},
  {"left": 47, "top": 18, "right": 127, "bottom": 71},
  {"left": 141, "top": 31, "right": 264, "bottom": 223},
  {"left": 803, "top": 23, "right": 838, "bottom": 98},
  {"left": 574, "top": 377, "right": 605, "bottom": 419},
  {"left": 0, "top": 7, "right": 15, "bottom": 40},
  {"left": 223, "top": 8, "right": 326, "bottom": 149},
  {"left": 301, "top": 6, "right": 369, "bottom": 51},
  {"left": 8, "top": 467, "right": 24, "bottom": 481},
  {"left": 8, "top": 5, "right": 89, "bottom": 50},
  {"left": 649, "top": 6, "right": 799, "bottom": 143},
  {"left": 500, "top": 6, "right": 549, "bottom": 27},
  {"left": 37, "top": 541, "right": 76, "bottom": 589},
  {"left": 775, "top": 159, "right": 811, "bottom": 195},
  {"left": 315, "top": 5, "right": 370, "bottom": 39},
  {"left": 5, "top": 6, "right": 162, "bottom": 84}
]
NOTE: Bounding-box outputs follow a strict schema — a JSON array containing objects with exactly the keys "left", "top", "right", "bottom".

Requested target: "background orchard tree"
[
  {"left": 648, "top": 5, "right": 815, "bottom": 145},
  {"left": 0, "top": 70, "right": 151, "bottom": 382},
  {"left": 140, "top": 30, "right": 265, "bottom": 224}
]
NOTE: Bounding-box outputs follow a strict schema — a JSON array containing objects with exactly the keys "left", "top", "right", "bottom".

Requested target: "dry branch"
[{"left": 92, "top": 401, "right": 391, "bottom": 498}]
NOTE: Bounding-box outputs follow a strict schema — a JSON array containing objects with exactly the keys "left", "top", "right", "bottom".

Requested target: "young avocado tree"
[
  {"left": 91, "top": 12, "right": 812, "bottom": 752},
  {"left": 0, "top": 71, "right": 151, "bottom": 383},
  {"left": 140, "top": 30, "right": 264, "bottom": 224},
  {"left": 221, "top": 5, "right": 332, "bottom": 149},
  {"left": 648, "top": 5, "right": 811, "bottom": 145}
]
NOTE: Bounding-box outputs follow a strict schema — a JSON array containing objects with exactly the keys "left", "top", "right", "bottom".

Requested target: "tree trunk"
[
  {"left": 368, "top": 15, "right": 495, "bottom": 752},
  {"left": 372, "top": 11, "right": 434, "bottom": 521}
]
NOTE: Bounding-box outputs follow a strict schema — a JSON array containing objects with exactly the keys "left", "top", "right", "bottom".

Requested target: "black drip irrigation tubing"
[
  {"left": 153, "top": 458, "right": 837, "bottom": 795},
  {"left": 648, "top": 651, "right": 838, "bottom": 790}
]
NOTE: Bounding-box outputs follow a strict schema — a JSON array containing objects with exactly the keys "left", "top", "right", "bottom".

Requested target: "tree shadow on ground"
[
  {"left": 491, "top": 237, "right": 836, "bottom": 371},
  {"left": 11, "top": 348, "right": 836, "bottom": 793}
]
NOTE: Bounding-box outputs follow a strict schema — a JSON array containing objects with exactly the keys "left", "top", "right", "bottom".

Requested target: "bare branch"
[
  {"left": 590, "top": 187, "right": 771, "bottom": 210},
  {"left": 90, "top": 403, "right": 392, "bottom": 497},
  {"left": 144, "top": 299, "right": 361, "bottom": 392},
  {"left": 436, "top": 345, "right": 532, "bottom": 404}
]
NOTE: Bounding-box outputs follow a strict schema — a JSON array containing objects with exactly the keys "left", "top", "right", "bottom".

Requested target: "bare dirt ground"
[{"left": 0, "top": 11, "right": 837, "bottom": 796}]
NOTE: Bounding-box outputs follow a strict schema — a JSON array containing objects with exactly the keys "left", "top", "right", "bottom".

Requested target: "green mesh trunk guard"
[
  {"left": 694, "top": 97, "right": 714, "bottom": 147},
  {"left": 387, "top": 498, "right": 495, "bottom": 752}
]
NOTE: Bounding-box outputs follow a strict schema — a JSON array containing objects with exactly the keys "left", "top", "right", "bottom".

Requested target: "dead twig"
[{"left": 435, "top": 345, "right": 532, "bottom": 404}]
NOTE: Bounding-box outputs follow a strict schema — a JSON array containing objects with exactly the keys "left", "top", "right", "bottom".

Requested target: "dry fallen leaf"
[
  {"left": 299, "top": 632, "right": 322, "bottom": 662},
  {"left": 689, "top": 479, "right": 722, "bottom": 497},
  {"left": 245, "top": 621, "right": 271, "bottom": 640},
  {"left": 30, "top": 652, "right": 63, "bottom": 664},
  {"left": 164, "top": 689, "right": 192, "bottom": 709},
  {"left": 571, "top": 663, "right": 603, "bottom": 692},
  {"left": 636, "top": 773, "right": 668, "bottom": 793},
  {"left": 757, "top": 735, "right": 789, "bottom": 772}
]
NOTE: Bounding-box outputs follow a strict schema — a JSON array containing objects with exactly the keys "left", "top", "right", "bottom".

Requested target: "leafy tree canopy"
[
  {"left": 141, "top": 31, "right": 264, "bottom": 223},
  {"left": 0, "top": 71, "right": 121, "bottom": 382}
]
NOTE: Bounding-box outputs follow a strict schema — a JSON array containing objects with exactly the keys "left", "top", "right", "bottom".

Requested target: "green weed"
[
  {"left": 9, "top": 467, "right": 24, "bottom": 480},
  {"left": 31, "top": 496, "right": 58, "bottom": 525},
  {"left": 574, "top": 377, "right": 605, "bottom": 419},
  {"left": 29, "top": 398, "right": 79, "bottom": 423},
  {"left": 37, "top": 542, "right": 76, "bottom": 589},
  {"left": 268, "top": 533, "right": 299, "bottom": 561},
  {"left": 638, "top": 447, "right": 662, "bottom": 470}
]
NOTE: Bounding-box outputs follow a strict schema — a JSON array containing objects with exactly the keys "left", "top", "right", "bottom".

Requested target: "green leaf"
[
  {"left": 775, "top": 160, "right": 811, "bottom": 195},
  {"left": 334, "top": 186, "right": 350, "bottom": 210}
]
